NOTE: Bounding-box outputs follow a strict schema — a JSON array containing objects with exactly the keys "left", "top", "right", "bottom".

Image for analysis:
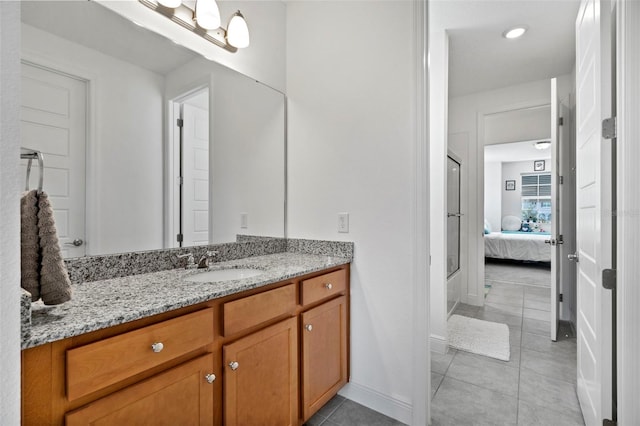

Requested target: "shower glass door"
[{"left": 447, "top": 156, "right": 461, "bottom": 278}]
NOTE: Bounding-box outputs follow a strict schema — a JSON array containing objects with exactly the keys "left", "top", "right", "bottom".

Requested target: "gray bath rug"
[{"left": 448, "top": 314, "right": 510, "bottom": 361}]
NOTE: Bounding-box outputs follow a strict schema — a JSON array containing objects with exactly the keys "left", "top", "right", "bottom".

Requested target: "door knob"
[
  {"left": 151, "top": 342, "right": 164, "bottom": 353},
  {"left": 568, "top": 253, "right": 579, "bottom": 262},
  {"left": 64, "top": 238, "right": 84, "bottom": 247},
  {"left": 205, "top": 373, "right": 216, "bottom": 384},
  {"left": 544, "top": 239, "right": 557, "bottom": 246},
  {"left": 305, "top": 324, "right": 313, "bottom": 332},
  {"left": 229, "top": 361, "right": 239, "bottom": 371}
]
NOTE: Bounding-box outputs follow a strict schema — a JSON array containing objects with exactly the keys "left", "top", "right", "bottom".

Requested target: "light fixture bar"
[{"left": 139, "top": 0, "right": 237, "bottom": 53}]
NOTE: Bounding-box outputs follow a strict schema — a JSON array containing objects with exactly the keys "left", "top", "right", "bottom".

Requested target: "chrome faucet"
[
  {"left": 198, "top": 250, "right": 219, "bottom": 269},
  {"left": 177, "top": 253, "right": 197, "bottom": 269}
]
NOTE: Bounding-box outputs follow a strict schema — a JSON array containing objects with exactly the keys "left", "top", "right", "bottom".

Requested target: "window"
[{"left": 521, "top": 173, "right": 552, "bottom": 230}]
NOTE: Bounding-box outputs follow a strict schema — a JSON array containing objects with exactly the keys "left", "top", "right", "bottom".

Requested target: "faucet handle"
[
  {"left": 177, "top": 253, "right": 197, "bottom": 269},
  {"left": 198, "top": 251, "right": 219, "bottom": 268}
]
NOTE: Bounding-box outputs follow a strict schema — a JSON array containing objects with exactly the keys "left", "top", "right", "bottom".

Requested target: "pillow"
[
  {"left": 501, "top": 215, "right": 522, "bottom": 231},
  {"left": 483, "top": 220, "right": 491, "bottom": 234}
]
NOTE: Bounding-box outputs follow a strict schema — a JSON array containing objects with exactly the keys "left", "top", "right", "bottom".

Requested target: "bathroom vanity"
[{"left": 21, "top": 250, "right": 351, "bottom": 425}]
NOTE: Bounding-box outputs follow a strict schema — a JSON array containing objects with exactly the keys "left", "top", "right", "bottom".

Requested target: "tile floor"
[
  {"left": 431, "top": 260, "right": 585, "bottom": 425},
  {"left": 305, "top": 395, "right": 406, "bottom": 426},
  {"left": 307, "top": 260, "right": 584, "bottom": 426}
]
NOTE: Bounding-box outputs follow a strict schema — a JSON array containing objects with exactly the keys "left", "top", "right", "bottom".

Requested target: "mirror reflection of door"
[
  {"left": 20, "top": 61, "right": 87, "bottom": 258},
  {"left": 447, "top": 156, "right": 461, "bottom": 277},
  {"left": 177, "top": 89, "right": 210, "bottom": 247}
]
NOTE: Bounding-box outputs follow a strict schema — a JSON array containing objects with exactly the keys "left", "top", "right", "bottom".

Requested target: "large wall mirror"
[{"left": 20, "top": 1, "right": 286, "bottom": 257}]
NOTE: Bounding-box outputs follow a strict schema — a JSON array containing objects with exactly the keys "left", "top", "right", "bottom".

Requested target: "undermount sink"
[{"left": 184, "top": 268, "right": 264, "bottom": 283}]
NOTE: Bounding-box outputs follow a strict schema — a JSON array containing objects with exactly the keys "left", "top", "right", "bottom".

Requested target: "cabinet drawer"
[
  {"left": 301, "top": 269, "right": 347, "bottom": 306},
  {"left": 223, "top": 284, "right": 296, "bottom": 336},
  {"left": 66, "top": 308, "right": 214, "bottom": 401},
  {"left": 66, "top": 353, "right": 215, "bottom": 426}
]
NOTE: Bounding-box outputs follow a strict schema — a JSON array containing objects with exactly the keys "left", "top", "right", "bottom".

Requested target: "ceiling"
[
  {"left": 21, "top": 1, "right": 198, "bottom": 75},
  {"left": 430, "top": 0, "right": 582, "bottom": 97},
  {"left": 484, "top": 140, "right": 552, "bottom": 163}
]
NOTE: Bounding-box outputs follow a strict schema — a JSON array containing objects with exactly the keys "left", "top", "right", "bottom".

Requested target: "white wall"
[
  {"left": 0, "top": 2, "right": 22, "bottom": 423},
  {"left": 483, "top": 161, "right": 502, "bottom": 232},
  {"left": 429, "top": 29, "right": 449, "bottom": 353},
  {"left": 22, "top": 24, "right": 165, "bottom": 255},
  {"left": 287, "top": 1, "right": 416, "bottom": 422},
  {"left": 449, "top": 75, "right": 572, "bottom": 305},
  {"left": 501, "top": 160, "right": 530, "bottom": 220},
  {"left": 165, "top": 58, "right": 286, "bottom": 243}
]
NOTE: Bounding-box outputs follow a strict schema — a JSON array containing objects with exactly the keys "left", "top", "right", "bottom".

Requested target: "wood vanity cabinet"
[{"left": 21, "top": 264, "right": 350, "bottom": 426}]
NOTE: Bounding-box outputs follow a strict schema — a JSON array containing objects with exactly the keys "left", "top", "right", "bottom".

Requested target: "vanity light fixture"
[
  {"left": 534, "top": 140, "right": 551, "bottom": 150},
  {"left": 226, "top": 11, "right": 250, "bottom": 49},
  {"left": 138, "top": 0, "right": 250, "bottom": 53},
  {"left": 503, "top": 26, "right": 528, "bottom": 39}
]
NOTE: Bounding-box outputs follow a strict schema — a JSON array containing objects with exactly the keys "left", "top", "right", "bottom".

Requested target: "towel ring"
[{"left": 20, "top": 148, "right": 44, "bottom": 193}]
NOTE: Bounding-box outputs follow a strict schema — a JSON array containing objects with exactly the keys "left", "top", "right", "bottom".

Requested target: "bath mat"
[{"left": 448, "top": 314, "right": 510, "bottom": 361}]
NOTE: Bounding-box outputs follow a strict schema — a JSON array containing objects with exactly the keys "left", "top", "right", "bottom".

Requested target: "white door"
[
  {"left": 575, "top": 0, "right": 614, "bottom": 424},
  {"left": 549, "top": 78, "right": 560, "bottom": 341},
  {"left": 181, "top": 98, "right": 210, "bottom": 246},
  {"left": 20, "top": 62, "right": 86, "bottom": 257}
]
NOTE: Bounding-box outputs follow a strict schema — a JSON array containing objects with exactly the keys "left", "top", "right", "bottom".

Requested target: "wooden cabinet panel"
[
  {"left": 223, "top": 284, "right": 296, "bottom": 336},
  {"left": 301, "top": 269, "right": 347, "bottom": 306},
  {"left": 67, "top": 308, "right": 214, "bottom": 401},
  {"left": 301, "top": 296, "right": 348, "bottom": 421},
  {"left": 65, "top": 353, "right": 215, "bottom": 426},
  {"left": 223, "top": 317, "right": 298, "bottom": 426}
]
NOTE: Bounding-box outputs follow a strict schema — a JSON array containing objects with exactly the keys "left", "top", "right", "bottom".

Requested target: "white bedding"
[{"left": 484, "top": 232, "right": 551, "bottom": 262}]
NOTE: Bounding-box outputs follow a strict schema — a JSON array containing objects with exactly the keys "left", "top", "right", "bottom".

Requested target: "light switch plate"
[{"left": 338, "top": 212, "right": 349, "bottom": 233}]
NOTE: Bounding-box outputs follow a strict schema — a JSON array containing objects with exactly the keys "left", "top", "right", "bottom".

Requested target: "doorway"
[{"left": 169, "top": 87, "right": 210, "bottom": 248}]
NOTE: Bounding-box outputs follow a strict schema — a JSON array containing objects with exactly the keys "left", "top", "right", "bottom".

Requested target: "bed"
[{"left": 484, "top": 231, "right": 551, "bottom": 262}]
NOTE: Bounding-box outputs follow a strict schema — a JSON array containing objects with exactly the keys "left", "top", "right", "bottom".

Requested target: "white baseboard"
[
  {"left": 338, "top": 381, "right": 412, "bottom": 425},
  {"left": 430, "top": 334, "right": 448, "bottom": 354}
]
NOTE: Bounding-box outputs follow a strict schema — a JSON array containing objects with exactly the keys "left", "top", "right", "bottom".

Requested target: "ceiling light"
[
  {"left": 139, "top": 0, "right": 250, "bottom": 52},
  {"left": 226, "top": 11, "right": 250, "bottom": 48},
  {"left": 534, "top": 141, "right": 551, "bottom": 150},
  {"left": 194, "top": 0, "right": 221, "bottom": 30},
  {"left": 157, "top": 0, "right": 182, "bottom": 7},
  {"left": 503, "top": 26, "right": 527, "bottom": 39}
]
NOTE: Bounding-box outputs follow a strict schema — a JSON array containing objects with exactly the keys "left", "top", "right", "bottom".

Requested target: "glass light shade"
[
  {"left": 157, "top": 0, "right": 182, "bottom": 8},
  {"left": 195, "top": 0, "right": 221, "bottom": 30},
  {"left": 503, "top": 27, "right": 527, "bottom": 39},
  {"left": 226, "top": 11, "right": 250, "bottom": 48},
  {"left": 534, "top": 141, "right": 551, "bottom": 150}
]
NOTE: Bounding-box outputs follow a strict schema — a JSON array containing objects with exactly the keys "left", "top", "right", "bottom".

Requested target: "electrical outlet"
[
  {"left": 338, "top": 212, "right": 349, "bottom": 233},
  {"left": 240, "top": 213, "right": 248, "bottom": 229}
]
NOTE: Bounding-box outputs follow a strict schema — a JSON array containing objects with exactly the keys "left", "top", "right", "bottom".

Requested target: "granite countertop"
[{"left": 23, "top": 252, "right": 350, "bottom": 350}]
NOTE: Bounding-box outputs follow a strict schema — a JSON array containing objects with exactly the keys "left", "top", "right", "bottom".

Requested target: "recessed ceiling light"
[
  {"left": 503, "top": 26, "right": 528, "bottom": 39},
  {"left": 534, "top": 141, "right": 551, "bottom": 150}
]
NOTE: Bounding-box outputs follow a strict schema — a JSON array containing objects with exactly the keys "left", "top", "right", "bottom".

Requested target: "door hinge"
[
  {"left": 559, "top": 175, "right": 564, "bottom": 184},
  {"left": 559, "top": 293, "right": 563, "bottom": 302},
  {"left": 602, "top": 117, "right": 616, "bottom": 139},
  {"left": 557, "top": 234, "right": 564, "bottom": 244},
  {"left": 176, "top": 233, "right": 184, "bottom": 243},
  {"left": 603, "top": 419, "right": 617, "bottom": 426},
  {"left": 602, "top": 269, "right": 616, "bottom": 290},
  {"left": 177, "top": 176, "right": 184, "bottom": 186},
  {"left": 559, "top": 117, "right": 564, "bottom": 126},
  {"left": 177, "top": 118, "right": 184, "bottom": 128}
]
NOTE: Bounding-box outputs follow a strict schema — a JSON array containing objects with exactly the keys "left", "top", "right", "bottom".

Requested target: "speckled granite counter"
[{"left": 23, "top": 252, "right": 350, "bottom": 350}]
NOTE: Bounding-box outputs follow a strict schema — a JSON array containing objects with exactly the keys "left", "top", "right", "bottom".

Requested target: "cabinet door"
[
  {"left": 65, "top": 354, "right": 215, "bottom": 426},
  {"left": 301, "top": 296, "right": 348, "bottom": 421},
  {"left": 223, "top": 317, "right": 298, "bottom": 426}
]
